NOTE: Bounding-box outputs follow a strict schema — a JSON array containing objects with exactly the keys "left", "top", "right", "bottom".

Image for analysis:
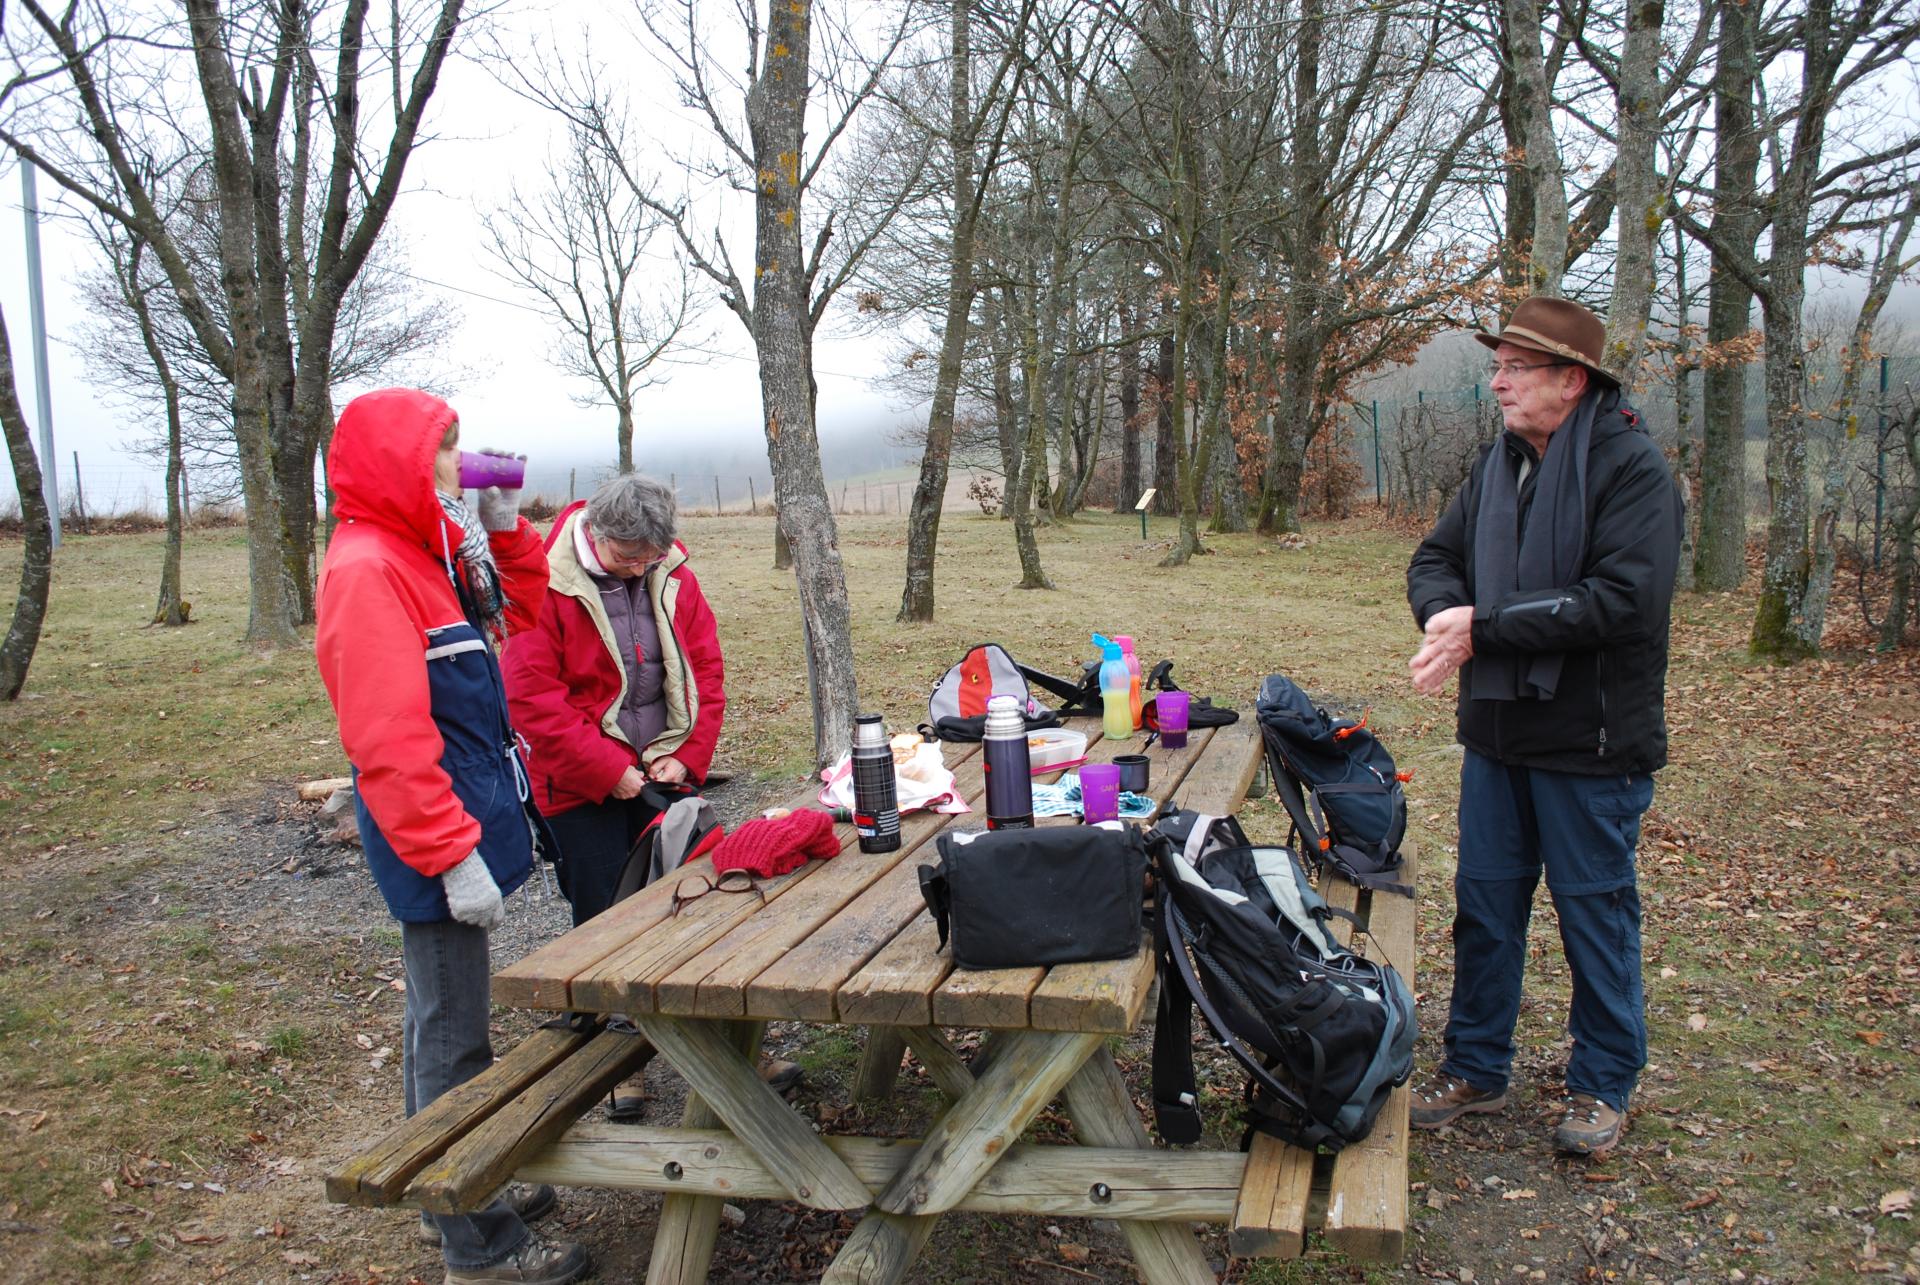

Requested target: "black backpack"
[
  {"left": 1255, "top": 673, "right": 1412, "bottom": 898},
  {"left": 1149, "top": 810, "right": 1416, "bottom": 1153}
]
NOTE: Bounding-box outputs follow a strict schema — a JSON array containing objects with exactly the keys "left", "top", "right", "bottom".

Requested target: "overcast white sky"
[{"left": 0, "top": 7, "right": 906, "bottom": 512}]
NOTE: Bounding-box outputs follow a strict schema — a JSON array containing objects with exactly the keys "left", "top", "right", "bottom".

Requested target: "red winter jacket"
[
  {"left": 502, "top": 501, "right": 726, "bottom": 815},
  {"left": 314, "top": 389, "right": 548, "bottom": 887}
]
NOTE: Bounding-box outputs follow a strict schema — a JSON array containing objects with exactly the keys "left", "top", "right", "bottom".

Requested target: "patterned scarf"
[{"left": 437, "top": 491, "right": 507, "bottom": 635}]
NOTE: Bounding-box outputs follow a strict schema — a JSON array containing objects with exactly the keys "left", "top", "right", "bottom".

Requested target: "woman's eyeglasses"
[{"left": 667, "top": 869, "right": 765, "bottom": 917}]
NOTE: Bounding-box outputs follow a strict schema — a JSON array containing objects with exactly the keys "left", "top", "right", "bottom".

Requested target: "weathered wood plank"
[
  {"left": 325, "top": 1025, "right": 592, "bottom": 1207},
  {"left": 410, "top": 1027, "right": 654, "bottom": 1213},
  {"left": 1165, "top": 716, "right": 1262, "bottom": 816},
  {"left": 1321, "top": 839, "right": 1417, "bottom": 1262},
  {"left": 636, "top": 1013, "right": 874, "bottom": 1210},
  {"left": 876, "top": 1030, "right": 1104, "bottom": 1216},
  {"left": 646, "top": 1020, "right": 759, "bottom": 1285},
  {"left": 569, "top": 856, "right": 824, "bottom": 1015},
  {"left": 1061, "top": 1044, "right": 1219, "bottom": 1285},
  {"left": 828, "top": 899, "right": 950, "bottom": 1027},
  {"left": 519, "top": 1124, "right": 1247, "bottom": 1222},
  {"left": 493, "top": 777, "right": 831, "bottom": 1011},
  {"left": 659, "top": 746, "right": 984, "bottom": 1019},
  {"left": 1228, "top": 1132, "right": 1313, "bottom": 1259}
]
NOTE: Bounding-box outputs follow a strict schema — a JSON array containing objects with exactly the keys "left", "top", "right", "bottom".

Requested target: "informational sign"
[{"left": 1134, "top": 489, "right": 1157, "bottom": 511}]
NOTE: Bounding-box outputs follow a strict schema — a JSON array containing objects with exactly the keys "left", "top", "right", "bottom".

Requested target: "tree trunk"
[
  {"left": 1116, "top": 296, "right": 1141, "bottom": 515},
  {"left": 749, "top": 0, "right": 859, "bottom": 763},
  {"left": 1750, "top": 283, "right": 1814, "bottom": 658},
  {"left": 1602, "top": 0, "right": 1666, "bottom": 387},
  {"left": 900, "top": 1, "right": 979, "bottom": 622},
  {"left": 1695, "top": 0, "right": 1759, "bottom": 592},
  {"left": 157, "top": 376, "right": 188, "bottom": 626},
  {"left": 1150, "top": 332, "right": 1177, "bottom": 515},
  {"left": 1009, "top": 282, "right": 1054, "bottom": 588},
  {"left": 0, "top": 305, "right": 52, "bottom": 699},
  {"left": 1880, "top": 405, "right": 1918, "bottom": 649},
  {"left": 1504, "top": 0, "right": 1568, "bottom": 295},
  {"left": 1670, "top": 220, "right": 1697, "bottom": 594},
  {"left": 617, "top": 401, "right": 635, "bottom": 474},
  {"left": 1495, "top": 62, "right": 1536, "bottom": 292}
]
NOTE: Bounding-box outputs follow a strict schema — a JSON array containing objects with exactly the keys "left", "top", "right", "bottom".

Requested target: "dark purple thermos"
[{"left": 983, "top": 695, "right": 1034, "bottom": 830}]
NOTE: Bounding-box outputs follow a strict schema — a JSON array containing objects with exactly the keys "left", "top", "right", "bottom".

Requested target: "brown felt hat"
[{"left": 1475, "top": 296, "right": 1618, "bottom": 388}]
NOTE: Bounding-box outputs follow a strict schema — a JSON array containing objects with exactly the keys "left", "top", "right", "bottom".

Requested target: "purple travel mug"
[
  {"left": 458, "top": 450, "right": 526, "bottom": 490},
  {"left": 1080, "top": 763, "right": 1122, "bottom": 825},
  {"left": 1157, "top": 690, "right": 1191, "bottom": 750}
]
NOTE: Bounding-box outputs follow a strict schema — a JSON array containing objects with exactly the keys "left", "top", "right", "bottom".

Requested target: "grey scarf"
[
  {"left": 1470, "top": 387, "right": 1609, "bottom": 701},
  {"left": 437, "top": 491, "right": 508, "bottom": 635}
]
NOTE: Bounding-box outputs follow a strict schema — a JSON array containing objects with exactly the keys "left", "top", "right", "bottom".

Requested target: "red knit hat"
[{"left": 711, "top": 808, "right": 843, "bottom": 878}]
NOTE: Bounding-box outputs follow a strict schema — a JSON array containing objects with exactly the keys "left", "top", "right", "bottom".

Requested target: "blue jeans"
[
  {"left": 403, "top": 919, "right": 529, "bottom": 1270},
  {"left": 1441, "top": 749, "right": 1653, "bottom": 1112}
]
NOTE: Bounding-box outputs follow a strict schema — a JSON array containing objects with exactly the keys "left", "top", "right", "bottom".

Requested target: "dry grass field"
[{"left": 0, "top": 507, "right": 1915, "bottom": 1283}]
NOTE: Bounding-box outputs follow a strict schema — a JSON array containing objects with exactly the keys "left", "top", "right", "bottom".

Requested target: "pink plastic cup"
[
  {"left": 1157, "top": 690, "right": 1191, "bottom": 750},
  {"left": 458, "top": 450, "right": 526, "bottom": 490},
  {"left": 1080, "top": 763, "right": 1122, "bottom": 825}
]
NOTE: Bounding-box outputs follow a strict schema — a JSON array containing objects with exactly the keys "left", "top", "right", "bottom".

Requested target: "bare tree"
[
  {"left": 484, "top": 90, "right": 696, "bottom": 475},
  {"left": 530, "top": 0, "right": 921, "bottom": 763},
  {"left": 0, "top": 300, "right": 51, "bottom": 699},
  {"left": 3, "top": 0, "right": 472, "bottom": 642}
]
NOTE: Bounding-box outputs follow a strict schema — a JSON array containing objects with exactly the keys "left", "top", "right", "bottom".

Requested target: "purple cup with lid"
[
  {"left": 458, "top": 450, "right": 526, "bottom": 490},
  {"left": 1080, "top": 763, "right": 1122, "bottom": 825}
]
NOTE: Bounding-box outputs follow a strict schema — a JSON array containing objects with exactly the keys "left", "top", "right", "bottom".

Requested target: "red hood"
[{"left": 329, "top": 388, "right": 457, "bottom": 549}]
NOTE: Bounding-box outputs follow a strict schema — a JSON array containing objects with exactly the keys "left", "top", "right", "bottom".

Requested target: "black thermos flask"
[{"left": 850, "top": 713, "right": 902, "bottom": 853}]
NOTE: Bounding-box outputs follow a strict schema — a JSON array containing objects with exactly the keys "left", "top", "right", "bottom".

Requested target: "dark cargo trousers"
[{"left": 1440, "top": 748, "right": 1654, "bottom": 1113}]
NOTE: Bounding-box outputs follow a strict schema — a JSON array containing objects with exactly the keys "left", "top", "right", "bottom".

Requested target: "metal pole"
[
  {"left": 22, "top": 163, "right": 59, "bottom": 549},
  {"left": 1372, "top": 400, "right": 1382, "bottom": 504},
  {"left": 1875, "top": 354, "right": 1889, "bottom": 568}
]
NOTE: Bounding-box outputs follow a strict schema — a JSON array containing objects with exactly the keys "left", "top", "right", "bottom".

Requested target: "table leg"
[
  {"left": 1061, "top": 1044, "right": 1217, "bottom": 1285},
  {"left": 646, "top": 1020, "right": 758, "bottom": 1285},
  {"left": 896, "top": 1027, "right": 975, "bottom": 1101},
  {"left": 853, "top": 1026, "right": 907, "bottom": 1103},
  {"left": 820, "top": 1210, "right": 939, "bottom": 1285},
  {"left": 875, "top": 1030, "right": 1102, "bottom": 1216},
  {"left": 636, "top": 1013, "right": 873, "bottom": 1210}
]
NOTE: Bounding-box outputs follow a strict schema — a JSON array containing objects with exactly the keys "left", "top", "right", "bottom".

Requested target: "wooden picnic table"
[{"left": 330, "top": 714, "right": 1414, "bottom": 1282}]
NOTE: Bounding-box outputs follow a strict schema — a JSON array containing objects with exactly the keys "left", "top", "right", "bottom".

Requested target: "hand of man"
[
  {"left": 610, "top": 765, "right": 648, "bottom": 800},
  {"left": 441, "top": 851, "right": 505, "bottom": 931},
  {"left": 1409, "top": 605, "right": 1475, "bottom": 697},
  {"left": 474, "top": 450, "right": 527, "bottom": 532},
  {"left": 647, "top": 755, "right": 689, "bottom": 785}
]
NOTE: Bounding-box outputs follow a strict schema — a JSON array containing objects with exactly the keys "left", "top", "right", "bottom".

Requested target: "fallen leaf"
[
  {"left": 354, "top": 1033, "right": 374, "bottom": 1050},
  {"left": 1856, "top": 1030, "right": 1886, "bottom": 1047},
  {"left": 1881, "top": 1189, "right": 1913, "bottom": 1216},
  {"left": 1501, "top": 1188, "right": 1537, "bottom": 1201},
  {"left": 1058, "top": 1242, "right": 1090, "bottom": 1263},
  {"left": 1687, "top": 1013, "right": 1708, "bottom": 1032},
  {"left": 1682, "top": 1191, "right": 1720, "bottom": 1212},
  {"left": 282, "top": 1249, "right": 320, "bottom": 1266},
  {"left": 99, "top": 1179, "right": 116, "bottom": 1199},
  {"left": 173, "top": 1228, "right": 226, "bottom": 1245}
]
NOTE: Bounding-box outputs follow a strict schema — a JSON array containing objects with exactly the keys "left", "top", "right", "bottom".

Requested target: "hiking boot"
[
  {"left": 443, "top": 1233, "right": 589, "bottom": 1285},
  {"left": 1554, "top": 1094, "right": 1625, "bottom": 1156},
  {"left": 1409, "top": 1072, "right": 1508, "bottom": 1129},
  {"left": 760, "top": 1058, "right": 804, "bottom": 1094},
  {"left": 418, "top": 1183, "right": 558, "bottom": 1244}
]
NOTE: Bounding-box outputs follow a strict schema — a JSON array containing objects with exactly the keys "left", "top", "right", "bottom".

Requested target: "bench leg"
[
  {"left": 645, "top": 1020, "right": 759, "bottom": 1285},
  {"left": 853, "top": 1026, "right": 907, "bottom": 1103},
  {"left": 1061, "top": 1045, "right": 1217, "bottom": 1285}
]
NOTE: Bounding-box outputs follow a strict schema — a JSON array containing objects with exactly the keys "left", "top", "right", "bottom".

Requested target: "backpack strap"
[
  {"left": 1017, "top": 660, "right": 1102, "bottom": 716},
  {"left": 1262, "top": 731, "right": 1414, "bottom": 898},
  {"left": 917, "top": 863, "right": 953, "bottom": 951},
  {"left": 1150, "top": 894, "right": 1205, "bottom": 1145}
]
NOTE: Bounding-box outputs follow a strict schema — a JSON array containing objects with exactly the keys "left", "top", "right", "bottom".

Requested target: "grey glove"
[
  {"left": 474, "top": 451, "right": 526, "bottom": 532},
  {"left": 442, "top": 851, "right": 505, "bottom": 930}
]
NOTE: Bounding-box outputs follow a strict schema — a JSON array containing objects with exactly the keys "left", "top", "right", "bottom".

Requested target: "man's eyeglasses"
[
  {"left": 1486, "top": 360, "right": 1573, "bottom": 380},
  {"left": 667, "top": 869, "right": 765, "bottom": 917}
]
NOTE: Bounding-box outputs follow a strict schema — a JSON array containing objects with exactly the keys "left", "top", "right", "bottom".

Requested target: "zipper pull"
[{"left": 1598, "top": 727, "right": 1608, "bottom": 756}]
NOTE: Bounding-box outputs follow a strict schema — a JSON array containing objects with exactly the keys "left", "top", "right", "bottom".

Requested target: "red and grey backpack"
[{"left": 921, "top": 643, "right": 1074, "bottom": 742}]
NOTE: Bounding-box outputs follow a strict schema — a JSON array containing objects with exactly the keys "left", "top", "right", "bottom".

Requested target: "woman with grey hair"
[{"left": 503, "top": 473, "right": 726, "bottom": 921}]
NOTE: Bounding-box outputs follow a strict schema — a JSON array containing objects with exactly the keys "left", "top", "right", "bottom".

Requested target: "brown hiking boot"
[
  {"left": 1554, "top": 1094, "right": 1625, "bottom": 1155},
  {"left": 419, "top": 1183, "right": 558, "bottom": 1244},
  {"left": 760, "top": 1058, "right": 804, "bottom": 1093},
  {"left": 1409, "top": 1072, "right": 1508, "bottom": 1129}
]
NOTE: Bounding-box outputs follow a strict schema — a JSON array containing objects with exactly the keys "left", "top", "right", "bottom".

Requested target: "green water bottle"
[{"left": 1092, "top": 634, "right": 1133, "bottom": 741}]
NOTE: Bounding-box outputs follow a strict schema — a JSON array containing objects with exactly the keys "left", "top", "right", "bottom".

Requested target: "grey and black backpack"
[{"left": 1149, "top": 809, "right": 1416, "bottom": 1153}]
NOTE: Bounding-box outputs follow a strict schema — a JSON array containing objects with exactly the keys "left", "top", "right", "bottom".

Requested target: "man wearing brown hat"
[{"left": 1404, "top": 296, "right": 1683, "bottom": 1156}]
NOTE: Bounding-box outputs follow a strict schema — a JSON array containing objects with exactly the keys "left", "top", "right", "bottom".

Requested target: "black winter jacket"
[{"left": 1406, "top": 391, "right": 1684, "bottom": 775}]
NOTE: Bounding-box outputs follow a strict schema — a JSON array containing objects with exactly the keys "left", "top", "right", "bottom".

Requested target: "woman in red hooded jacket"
[{"left": 314, "top": 389, "right": 587, "bottom": 1285}]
